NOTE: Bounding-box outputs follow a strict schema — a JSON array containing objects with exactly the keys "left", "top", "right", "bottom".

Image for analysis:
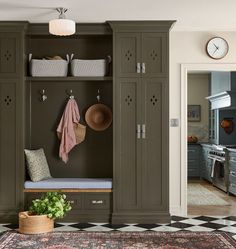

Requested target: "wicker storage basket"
[
  {"left": 19, "top": 211, "right": 54, "bottom": 234},
  {"left": 71, "top": 55, "right": 111, "bottom": 77},
  {"left": 29, "top": 54, "right": 69, "bottom": 77}
]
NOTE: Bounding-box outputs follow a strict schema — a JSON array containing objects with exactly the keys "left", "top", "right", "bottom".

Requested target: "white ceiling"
[{"left": 0, "top": 0, "right": 236, "bottom": 31}]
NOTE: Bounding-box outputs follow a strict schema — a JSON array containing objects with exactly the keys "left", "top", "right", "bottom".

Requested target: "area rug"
[
  {"left": 188, "top": 183, "right": 230, "bottom": 206},
  {"left": 0, "top": 231, "right": 236, "bottom": 249}
]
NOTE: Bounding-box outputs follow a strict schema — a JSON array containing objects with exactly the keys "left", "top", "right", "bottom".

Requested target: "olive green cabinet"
[
  {"left": 110, "top": 21, "right": 174, "bottom": 223},
  {"left": 0, "top": 23, "right": 26, "bottom": 222},
  {"left": 115, "top": 32, "right": 167, "bottom": 78}
]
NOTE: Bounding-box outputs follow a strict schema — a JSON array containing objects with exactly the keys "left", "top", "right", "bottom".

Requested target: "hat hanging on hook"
[{"left": 85, "top": 89, "right": 112, "bottom": 131}]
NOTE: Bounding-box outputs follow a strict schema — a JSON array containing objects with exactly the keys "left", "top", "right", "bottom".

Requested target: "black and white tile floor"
[{"left": 1, "top": 215, "right": 236, "bottom": 240}]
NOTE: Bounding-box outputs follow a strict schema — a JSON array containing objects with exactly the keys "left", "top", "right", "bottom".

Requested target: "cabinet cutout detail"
[
  {"left": 4, "top": 95, "right": 12, "bottom": 106},
  {"left": 125, "top": 95, "right": 133, "bottom": 105},
  {"left": 4, "top": 50, "right": 12, "bottom": 61},
  {"left": 150, "top": 50, "right": 158, "bottom": 61},
  {"left": 150, "top": 95, "right": 158, "bottom": 106},
  {"left": 125, "top": 50, "right": 132, "bottom": 61}
]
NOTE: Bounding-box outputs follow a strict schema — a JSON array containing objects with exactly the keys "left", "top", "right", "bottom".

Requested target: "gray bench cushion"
[{"left": 24, "top": 178, "right": 112, "bottom": 189}]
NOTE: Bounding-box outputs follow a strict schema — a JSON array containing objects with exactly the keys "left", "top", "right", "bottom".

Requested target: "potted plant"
[{"left": 19, "top": 192, "right": 72, "bottom": 234}]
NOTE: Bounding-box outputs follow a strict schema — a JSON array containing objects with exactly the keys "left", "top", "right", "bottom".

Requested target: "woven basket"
[
  {"left": 70, "top": 55, "right": 111, "bottom": 77},
  {"left": 29, "top": 54, "right": 69, "bottom": 77},
  {"left": 19, "top": 211, "right": 54, "bottom": 234}
]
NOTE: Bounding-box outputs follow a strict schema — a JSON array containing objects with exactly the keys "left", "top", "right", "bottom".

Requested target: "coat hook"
[
  {"left": 69, "top": 89, "right": 74, "bottom": 99},
  {"left": 97, "top": 89, "right": 100, "bottom": 102},
  {"left": 41, "top": 89, "right": 47, "bottom": 102}
]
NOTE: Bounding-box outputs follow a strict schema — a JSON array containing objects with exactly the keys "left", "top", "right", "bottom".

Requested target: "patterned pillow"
[{"left": 24, "top": 148, "right": 52, "bottom": 182}]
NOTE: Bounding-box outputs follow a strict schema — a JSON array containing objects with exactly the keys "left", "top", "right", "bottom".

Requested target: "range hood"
[
  {"left": 206, "top": 91, "right": 236, "bottom": 110},
  {"left": 206, "top": 72, "right": 236, "bottom": 110}
]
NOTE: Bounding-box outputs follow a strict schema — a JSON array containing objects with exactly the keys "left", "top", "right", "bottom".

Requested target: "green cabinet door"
[
  {"left": 115, "top": 33, "right": 141, "bottom": 78},
  {"left": 142, "top": 33, "right": 167, "bottom": 78},
  {"left": 115, "top": 32, "right": 167, "bottom": 78},
  {"left": 0, "top": 81, "right": 19, "bottom": 220},
  {"left": 114, "top": 78, "right": 142, "bottom": 211},
  {"left": 0, "top": 33, "right": 21, "bottom": 78},
  {"left": 141, "top": 79, "right": 168, "bottom": 211}
]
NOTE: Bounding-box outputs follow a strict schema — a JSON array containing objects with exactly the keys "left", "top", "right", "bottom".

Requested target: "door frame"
[{"left": 180, "top": 63, "right": 236, "bottom": 216}]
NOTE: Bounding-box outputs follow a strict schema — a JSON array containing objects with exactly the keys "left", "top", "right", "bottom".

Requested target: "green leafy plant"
[{"left": 29, "top": 192, "right": 72, "bottom": 219}]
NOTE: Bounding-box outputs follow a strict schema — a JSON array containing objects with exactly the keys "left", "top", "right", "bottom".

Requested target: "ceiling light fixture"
[{"left": 49, "top": 7, "right": 76, "bottom": 36}]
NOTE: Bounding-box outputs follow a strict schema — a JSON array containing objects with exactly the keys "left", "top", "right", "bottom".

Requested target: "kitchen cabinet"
[
  {"left": 110, "top": 21, "right": 174, "bottom": 224},
  {"left": 201, "top": 144, "right": 213, "bottom": 182},
  {"left": 188, "top": 144, "right": 201, "bottom": 177},
  {"left": 227, "top": 150, "right": 236, "bottom": 195},
  {"left": 0, "top": 23, "right": 27, "bottom": 222}
]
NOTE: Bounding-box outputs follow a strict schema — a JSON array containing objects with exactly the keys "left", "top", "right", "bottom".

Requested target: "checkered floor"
[{"left": 1, "top": 216, "right": 236, "bottom": 240}]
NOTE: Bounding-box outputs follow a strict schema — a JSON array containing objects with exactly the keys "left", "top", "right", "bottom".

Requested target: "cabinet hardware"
[
  {"left": 137, "top": 124, "right": 141, "bottom": 139},
  {"left": 136, "top": 63, "right": 141, "bottom": 73},
  {"left": 142, "top": 124, "right": 146, "bottom": 139},
  {"left": 141, "top": 62, "right": 146, "bottom": 74},
  {"left": 188, "top": 150, "right": 195, "bottom": 153},
  {"left": 92, "top": 200, "right": 103, "bottom": 204},
  {"left": 70, "top": 200, "right": 75, "bottom": 204}
]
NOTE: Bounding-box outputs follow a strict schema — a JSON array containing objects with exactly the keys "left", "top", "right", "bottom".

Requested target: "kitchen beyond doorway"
[{"left": 188, "top": 179, "right": 236, "bottom": 216}]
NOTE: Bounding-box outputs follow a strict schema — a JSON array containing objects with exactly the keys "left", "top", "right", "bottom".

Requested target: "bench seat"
[{"left": 24, "top": 178, "right": 112, "bottom": 190}]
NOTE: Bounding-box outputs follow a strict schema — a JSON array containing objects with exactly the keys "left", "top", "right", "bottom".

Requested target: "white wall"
[
  {"left": 169, "top": 31, "right": 236, "bottom": 215},
  {"left": 188, "top": 74, "right": 209, "bottom": 142}
]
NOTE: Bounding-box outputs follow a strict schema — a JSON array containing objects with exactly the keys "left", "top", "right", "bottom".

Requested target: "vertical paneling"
[
  {"left": 115, "top": 78, "right": 142, "bottom": 210},
  {"left": 0, "top": 82, "right": 16, "bottom": 209},
  {"left": 0, "top": 34, "right": 20, "bottom": 77},
  {"left": 141, "top": 79, "right": 165, "bottom": 210},
  {"left": 115, "top": 33, "right": 141, "bottom": 77},
  {"left": 142, "top": 33, "right": 167, "bottom": 77}
]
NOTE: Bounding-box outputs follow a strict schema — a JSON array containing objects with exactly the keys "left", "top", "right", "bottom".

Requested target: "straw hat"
[
  {"left": 85, "top": 103, "right": 112, "bottom": 131},
  {"left": 73, "top": 123, "right": 86, "bottom": 144},
  {"left": 57, "top": 123, "right": 86, "bottom": 144}
]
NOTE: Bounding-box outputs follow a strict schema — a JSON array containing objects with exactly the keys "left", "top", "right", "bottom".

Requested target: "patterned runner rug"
[
  {"left": 188, "top": 183, "right": 230, "bottom": 206},
  {"left": 0, "top": 231, "right": 236, "bottom": 249}
]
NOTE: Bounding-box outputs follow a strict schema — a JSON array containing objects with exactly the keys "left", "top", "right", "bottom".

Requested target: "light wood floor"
[{"left": 188, "top": 179, "right": 236, "bottom": 216}]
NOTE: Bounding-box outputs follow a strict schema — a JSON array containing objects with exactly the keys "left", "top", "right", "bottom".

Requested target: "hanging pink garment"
[{"left": 57, "top": 99, "right": 80, "bottom": 163}]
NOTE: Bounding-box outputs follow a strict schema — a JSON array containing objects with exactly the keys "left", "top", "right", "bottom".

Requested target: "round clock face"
[{"left": 206, "top": 37, "right": 229, "bottom": 59}]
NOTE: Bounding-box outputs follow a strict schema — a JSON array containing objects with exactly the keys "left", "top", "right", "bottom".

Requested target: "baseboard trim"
[
  {"left": 62, "top": 213, "right": 111, "bottom": 223},
  {"left": 112, "top": 212, "right": 171, "bottom": 224}
]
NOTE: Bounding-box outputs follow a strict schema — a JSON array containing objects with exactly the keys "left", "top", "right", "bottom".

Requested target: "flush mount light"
[{"left": 49, "top": 7, "right": 76, "bottom": 36}]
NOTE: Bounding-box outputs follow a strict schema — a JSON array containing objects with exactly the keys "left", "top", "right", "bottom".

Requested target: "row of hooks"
[{"left": 40, "top": 89, "right": 101, "bottom": 102}]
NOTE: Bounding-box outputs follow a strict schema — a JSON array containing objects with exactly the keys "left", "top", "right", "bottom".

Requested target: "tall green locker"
[
  {"left": 109, "top": 21, "right": 174, "bottom": 223},
  {"left": 0, "top": 22, "right": 27, "bottom": 222}
]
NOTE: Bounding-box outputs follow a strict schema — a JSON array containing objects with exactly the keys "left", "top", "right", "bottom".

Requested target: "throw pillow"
[{"left": 24, "top": 148, "right": 52, "bottom": 182}]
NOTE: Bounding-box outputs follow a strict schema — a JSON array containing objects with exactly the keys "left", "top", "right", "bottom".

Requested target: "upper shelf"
[{"left": 25, "top": 76, "right": 113, "bottom": 82}]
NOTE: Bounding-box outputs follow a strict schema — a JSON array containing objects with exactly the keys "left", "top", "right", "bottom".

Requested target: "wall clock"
[{"left": 206, "top": 37, "right": 229, "bottom": 59}]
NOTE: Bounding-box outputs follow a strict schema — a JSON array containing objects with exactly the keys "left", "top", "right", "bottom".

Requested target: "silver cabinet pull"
[
  {"left": 136, "top": 62, "right": 141, "bottom": 73},
  {"left": 137, "top": 124, "right": 141, "bottom": 139},
  {"left": 141, "top": 62, "right": 146, "bottom": 74},
  {"left": 92, "top": 200, "right": 103, "bottom": 204},
  {"left": 142, "top": 124, "right": 146, "bottom": 139}
]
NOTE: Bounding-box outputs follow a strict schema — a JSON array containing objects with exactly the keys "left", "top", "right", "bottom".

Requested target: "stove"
[{"left": 208, "top": 144, "right": 231, "bottom": 192}]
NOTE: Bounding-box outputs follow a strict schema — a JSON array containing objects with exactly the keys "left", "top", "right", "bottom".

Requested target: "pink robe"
[{"left": 57, "top": 99, "right": 80, "bottom": 163}]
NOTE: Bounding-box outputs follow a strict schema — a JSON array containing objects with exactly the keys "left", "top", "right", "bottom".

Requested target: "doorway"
[
  {"left": 180, "top": 64, "right": 236, "bottom": 216},
  {"left": 186, "top": 72, "right": 236, "bottom": 216}
]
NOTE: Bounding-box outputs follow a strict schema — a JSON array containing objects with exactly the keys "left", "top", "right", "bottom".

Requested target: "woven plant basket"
[{"left": 19, "top": 211, "right": 54, "bottom": 234}]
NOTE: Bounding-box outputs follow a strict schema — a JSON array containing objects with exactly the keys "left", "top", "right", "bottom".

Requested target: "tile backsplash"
[{"left": 188, "top": 123, "right": 209, "bottom": 142}]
